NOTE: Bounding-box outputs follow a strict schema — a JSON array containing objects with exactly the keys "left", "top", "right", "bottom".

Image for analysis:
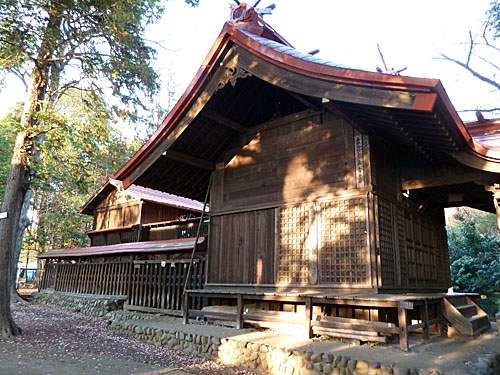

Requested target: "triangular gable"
[
  {"left": 79, "top": 175, "right": 205, "bottom": 215},
  {"left": 113, "top": 20, "right": 500, "bottom": 201}
]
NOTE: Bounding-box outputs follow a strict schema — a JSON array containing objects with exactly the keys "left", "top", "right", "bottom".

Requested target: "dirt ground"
[{"left": 0, "top": 302, "right": 257, "bottom": 375}]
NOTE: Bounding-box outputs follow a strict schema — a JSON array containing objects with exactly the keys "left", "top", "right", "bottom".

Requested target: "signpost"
[{"left": 0, "top": 212, "right": 7, "bottom": 220}]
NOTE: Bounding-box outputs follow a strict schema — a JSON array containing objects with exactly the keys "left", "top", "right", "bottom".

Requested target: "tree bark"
[
  {"left": 0, "top": 6, "right": 62, "bottom": 336},
  {"left": 0, "top": 131, "right": 29, "bottom": 337},
  {"left": 9, "top": 185, "right": 33, "bottom": 303}
]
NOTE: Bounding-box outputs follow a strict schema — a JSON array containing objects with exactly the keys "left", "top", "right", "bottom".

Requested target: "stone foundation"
[
  {"left": 32, "top": 291, "right": 124, "bottom": 317},
  {"left": 32, "top": 293, "right": 500, "bottom": 375},
  {"left": 111, "top": 318, "right": 455, "bottom": 375}
]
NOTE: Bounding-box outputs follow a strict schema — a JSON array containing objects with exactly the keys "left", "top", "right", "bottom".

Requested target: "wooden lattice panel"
[
  {"left": 318, "top": 197, "right": 368, "bottom": 285},
  {"left": 395, "top": 208, "right": 407, "bottom": 286},
  {"left": 277, "top": 204, "right": 310, "bottom": 284},
  {"left": 377, "top": 198, "right": 396, "bottom": 286}
]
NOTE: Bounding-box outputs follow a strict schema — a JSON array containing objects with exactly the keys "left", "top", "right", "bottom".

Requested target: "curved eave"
[{"left": 114, "top": 23, "right": 500, "bottom": 181}]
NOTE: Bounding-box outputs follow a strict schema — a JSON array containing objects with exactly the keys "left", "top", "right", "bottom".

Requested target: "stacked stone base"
[
  {"left": 110, "top": 319, "right": 444, "bottom": 375},
  {"left": 32, "top": 292, "right": 500, "bottom": 375},
  {"left": 32, "top": 291, "right": 124, "bottom": 316}
]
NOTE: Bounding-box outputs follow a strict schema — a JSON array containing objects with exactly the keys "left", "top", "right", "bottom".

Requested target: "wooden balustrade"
[
  {"left": 127, "top": 259, "right": 205, "bottom": 310},
  {"left": 40, "top": 258, "right": 206, "bottom": 311}
]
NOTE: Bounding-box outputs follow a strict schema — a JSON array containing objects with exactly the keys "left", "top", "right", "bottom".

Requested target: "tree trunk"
[
  {"left": 9, "top": 185, "right": 33, "bottom": 303},
  {"left": 0, "top": 5, "right": 62, "bottom": 336},
  {"left": 0, "top": 131, "right": 30, "bottom": 337},
  {"left": 9, "top": 131, "right": 46, "bottom": 302}
]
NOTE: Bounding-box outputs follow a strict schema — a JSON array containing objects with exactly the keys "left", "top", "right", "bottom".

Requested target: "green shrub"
[{"left": 447, "top": 208, "right": 500, "bottom": 316}]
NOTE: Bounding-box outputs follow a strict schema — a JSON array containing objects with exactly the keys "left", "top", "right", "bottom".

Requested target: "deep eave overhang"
[
  {"left": 114, "top": 22, "right": 500, "bottom": 183},
  {"left": 38, "top": 237, "right": 205, "bottom": 259}
]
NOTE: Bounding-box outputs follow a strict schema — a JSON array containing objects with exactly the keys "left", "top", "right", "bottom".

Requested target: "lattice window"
[
  {"left": 395, "top": 208, "right": 407, "bottom": 286},
  {"left": 378, "top": 199, "right": 396, "bottom": 286},
  {"left": 277, "top": 205, "right": 310, "bottom": 284},
  {"left": 318, "top": 197, "right": 368, "bottom": 285}
]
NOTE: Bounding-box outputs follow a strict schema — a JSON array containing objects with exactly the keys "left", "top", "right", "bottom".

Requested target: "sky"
[{"left": 0, "top": 0, "right": 497, "bottom": 134}]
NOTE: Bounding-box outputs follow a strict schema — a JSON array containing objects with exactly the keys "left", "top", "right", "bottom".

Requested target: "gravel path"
[{"left": 0, "top": 302, "right": 258, "bottom": 375}]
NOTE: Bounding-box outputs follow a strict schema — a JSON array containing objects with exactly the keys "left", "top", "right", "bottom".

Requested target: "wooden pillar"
[
  {"left": 305, "top": 297, "right": 313, "bottom": 339},
  {"left": 236, "top": 294, "right": 244, "bottom": 329},
  {"left": 182, "top": 292, "right": 189, "bottom": 325},
  {"left": 398, "top": 303, "right": 408, "bottom": 351},
  {"left": 437, "top": 299, "right": 446, "bottom": 337},
  {"left": 423, "top": 299, "right": 430, "bottom": 342}
]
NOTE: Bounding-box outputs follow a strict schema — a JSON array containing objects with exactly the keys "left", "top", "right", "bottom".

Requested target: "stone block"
[
  {"left": 311, "top": 353, "right": 323, "bottom": 363},
  {"left": 323, "top": 363, "right": 333, "bottom": 373},
  {"left": 322, "top": 354, "right": 334, "bottom": 363},
  {"left": 211, "top": 337, "right": 221, "bottom": 345},
  {"left": 313, "top": 362, "right": 323, "bottom": 372},
  {"left": 347, "top": 359, "right": 357, "bottom": 371},
  {"left": 393, "top": 368, "right": 409, "bottom": 375}
]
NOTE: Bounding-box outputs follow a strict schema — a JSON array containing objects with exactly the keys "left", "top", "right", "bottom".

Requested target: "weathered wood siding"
[
  {"left": 141, "top": 203, "right": 196, "bottom": 224},
  {"left": 208, "top": 111, "right": 373, "bottom": 287},
  {"left": 376, "top": 196, "right": 450, "bottom": 289},
  {"left": 94, "top": 189, "right": 140, "bottom": 230},
  {"left": 220, "top": 112, "right": 348, "bottom": 210},
  {"left": 208, "top": 209, "right": 275, "bottom": 285},
  {"left": 369, "top": 139, "right": 451, "bottom": 290}
]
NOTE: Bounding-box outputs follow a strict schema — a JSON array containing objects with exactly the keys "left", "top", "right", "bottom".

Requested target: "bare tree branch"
[
  {"left": 439, "top": 53, "right": 500, "bottom": 90},
  {"left": 459, "top": 108, "right": 500, "bottom": 113}
]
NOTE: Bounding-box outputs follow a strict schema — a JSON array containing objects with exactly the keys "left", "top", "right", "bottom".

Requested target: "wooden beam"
[
  {"left": 201, "top": 109, "right": 247, "bottom": 133},
  {"left": 285, "top": 90, "right": 321, "bottom": 110},
  {"left": 423, "top": 299, "right": 430, "bottom": 342},
  {"left": 402, "top": 171, "right": 495, "bottom": 190},
  {"left": 163, "top": 150, "right": 215, "bottom": 171},
  {"left": 246, "top": 108, "right": 321, "bottom": 135},
  {"left": 126, "top": 49, "right": 241, "bottom": 185},
  {"left": 235, "top": 45, "right": 431, "bottom": 110},
  {"left": 236, "top": 294, "right": 244, "bottom": 329},
  {"left": 305, "top": 297, "right": 313, "bottom": 339},
  {"left": 398, "top": 303, "right": 409, "bottom": 351}
]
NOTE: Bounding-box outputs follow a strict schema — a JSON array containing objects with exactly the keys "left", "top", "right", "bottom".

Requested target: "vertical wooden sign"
[{"left": 354, "top": 132, "right": 365, "bottom": 188}]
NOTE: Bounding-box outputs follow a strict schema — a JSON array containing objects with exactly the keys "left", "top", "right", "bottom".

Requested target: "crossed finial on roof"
[{"left": 230, "top": 1, "right": 276, "bottom": 33}]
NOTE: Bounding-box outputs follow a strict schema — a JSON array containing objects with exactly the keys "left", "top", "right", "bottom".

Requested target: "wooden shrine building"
[
  {"left": 40, "top": 4, "right": 500, "bottom": 349},
  {"left": 39, "top": 175, "right": 208, "bottom": 311}
]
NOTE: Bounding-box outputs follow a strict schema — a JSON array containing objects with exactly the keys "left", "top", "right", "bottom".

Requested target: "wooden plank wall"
[
  {"left": 376, "top": 195, "right": 450, "bottom": 289},
  {"left": 141, "top": 204, "right": 196, "bottom": 224},
  {"left": 219, "top": 111, "right": 347, "bottom": 211},
  {"left": 208, "top": 209, "right": 275, "bottom": 285},
  {"left": 208, "top": 111, "right": 378, "bottom": 287},
  {"left": 94, "top": 189, "right": 140, "bottom": 231}
]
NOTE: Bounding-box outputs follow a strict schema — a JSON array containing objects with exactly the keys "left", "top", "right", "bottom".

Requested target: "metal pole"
[{"left": 183, "top": 173, "right": 213, "bottom": 296}]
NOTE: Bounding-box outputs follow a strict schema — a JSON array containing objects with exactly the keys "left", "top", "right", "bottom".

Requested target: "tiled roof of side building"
[{"left": 111, "top": 178, "right": 207, "bottom": 212}]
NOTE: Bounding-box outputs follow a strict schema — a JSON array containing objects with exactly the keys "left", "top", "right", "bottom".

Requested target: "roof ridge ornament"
[{"left": 230, "top": 1, "right": 275, "bottom": 36}]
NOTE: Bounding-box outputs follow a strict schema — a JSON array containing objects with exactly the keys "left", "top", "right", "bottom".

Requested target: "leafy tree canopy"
[
  {"left": 0, "top": 0, "right": 197, "bottom": 120},
  {"left": 447, "top": 208, "right": 500, "bottom": 315}
]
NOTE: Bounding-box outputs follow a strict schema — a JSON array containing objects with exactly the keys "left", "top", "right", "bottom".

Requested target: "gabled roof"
[
  {"left": 111, "top": 20, "right": 500, "bottom": 202},
  {"left": 464, "top": 118, "right": 500, "bottom": 150},
  {"left": 79, "top": 175, "right": 205, "bottom": 215},
  {"left": 38, "top": 238, "right": 205, "bottom": 259}
]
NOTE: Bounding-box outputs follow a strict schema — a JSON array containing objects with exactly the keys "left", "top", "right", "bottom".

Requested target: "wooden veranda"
[{"left": 182, "top": 289, "right": 484, "bottom": 351}]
